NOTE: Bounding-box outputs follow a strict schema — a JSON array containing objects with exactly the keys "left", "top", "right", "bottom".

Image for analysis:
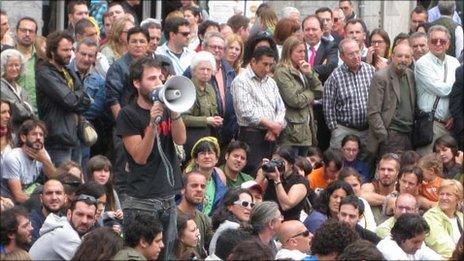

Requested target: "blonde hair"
[
  {"left": 278, "top": 36, "right": 304, "bottom": 69},
  {"left": 439, "top": 179, "right": 463, "bottom": 201},
  {"left": 225, "top": 33, "right": 244, "bottom": 73},
  {"left": 259, "top": 7, "right": 278, "bottom": 33},
  {"left": 418, "top": 154, "right": 443, "bottom": 177},
  {"left": 105, "top": 17, "right": 134, "bottom": 59}
]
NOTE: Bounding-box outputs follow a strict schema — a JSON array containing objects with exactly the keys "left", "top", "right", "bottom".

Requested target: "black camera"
[{"left": 261, "top": 159, "right": 285, "bottom": 173}]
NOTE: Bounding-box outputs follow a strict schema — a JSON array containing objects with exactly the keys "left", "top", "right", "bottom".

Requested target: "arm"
[
  {"left": 414, "top": 60, "right": 453, "bottom": 97},
  {"left": 8, "top": 180, "right": 28, "bottom": 203},
  {"left": 367, "top": 73, "right": 388, "bottom": 141},
  {"left": 455, "top": 26, "right": 463, "bottom": 58},
  {"left": 231, "top": 78, "right": 261, "bottom": 126},
  {"left": 123, "top": 125, "right": 157, "bottom": 165},
  {"left": 275, "top": 183, "right": 307, "bottom": 211},
  {"left": 360, "top": 183, "right": 386, "bottom": 206},
  {"left": 449, "top": 66, "right": 463, "bottom": 121},
  {"left": 105, "top": 63, "right": 124, "bottom": 119},
  {"left": 323, "top": 75, "right": 338, "bottom": 130},
  {"left": 423, "top": 211, "right": 457, "bottom": 259},
  {"left": 171, "top": 112, "right": 186, "bottom": 145},
  {"left": 274, "top": 68, "right": 315, "bottom": 109},
  {"left": 314, "top": 43, "right": 338, "bottom": 83}
]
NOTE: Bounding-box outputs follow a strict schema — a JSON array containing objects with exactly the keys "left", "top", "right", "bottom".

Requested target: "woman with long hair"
[
  {"left": 303, "top": 180, "right": 354, "bottom": 233},
  {"left": 72, "top": 227, "right": 123, "bottom": 260},
  {"left": 224, "top": 34, "right": 244, "bottom": 74},
  {"left": 0, "top": 99, "right": 13, "bottom": 157},
  {"left": 209, "top": 188, "right": 254, "bottom": 256},
  {"left": 172, "top": 214, "right": 201, "bottom": 260},
  {"left": 274, "top": 36, "right": 323, "bottom": 156},
  {"left": 100, "top": 17, "right": 134, "bottom": 64},
  {"left": 86, "top": 155, "right": 123, "bottom": 225},
  {"left": 274, "top": 18, "right": 303, "bottom": 58},
  {"left": 367, "top": 28, "right": 390, "bottom": 70}
]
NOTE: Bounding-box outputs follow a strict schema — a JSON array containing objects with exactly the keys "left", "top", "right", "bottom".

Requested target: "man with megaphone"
[{"left": 115, "top": 57, "right": 190, "bottom": 260}]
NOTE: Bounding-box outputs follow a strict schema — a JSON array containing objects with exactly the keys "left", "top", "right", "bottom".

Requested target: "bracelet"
[
  {"left": 274, "top": 181, "right": 282, "bottom": 186},
  {"left": 171, "top": 114, "right": 182, "bottom": 121}
]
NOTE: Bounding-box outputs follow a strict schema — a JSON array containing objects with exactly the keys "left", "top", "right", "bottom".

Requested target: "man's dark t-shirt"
[{"left": 115, "top": 101, "right": 182, "bottom": 199}]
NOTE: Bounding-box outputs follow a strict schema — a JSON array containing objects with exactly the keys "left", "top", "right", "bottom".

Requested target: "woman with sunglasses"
[
  {"left": 260, "top": 146, "right": 310, "bottom": 221},
  {"left": 208, "top": 188, "right": 254, "bottom": 256}
]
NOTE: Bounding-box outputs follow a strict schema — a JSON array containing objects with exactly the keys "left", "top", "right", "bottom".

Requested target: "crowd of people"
[{"left": 0, "top": 0, "right": 463, "bottom": 260}]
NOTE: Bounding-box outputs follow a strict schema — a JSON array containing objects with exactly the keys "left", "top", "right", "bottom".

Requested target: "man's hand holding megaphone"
[{"left": 150, "top": 101, "right": 165, "bottom": 126}]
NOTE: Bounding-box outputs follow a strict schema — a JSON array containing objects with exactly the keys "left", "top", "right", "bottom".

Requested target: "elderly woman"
[
  {"left": 182, "top": 51, "right": 222, "bottom": 160},
  {"left": 423, "top": 179, "right": 463, "bottom": 259},
  {"left": 0, "top": 49, "right": 34, "bottom": 131},
  {"left": 224, "top": 34, "right": 244, "bottom": 74},
  {"left": 185, "top": 137, "right": 228, "bottom": 217},
  {"left": 273, "top": 36, "right": 323, "bottom": 156}
]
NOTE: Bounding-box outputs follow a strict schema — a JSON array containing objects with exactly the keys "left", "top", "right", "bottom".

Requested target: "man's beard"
[
  {"left": 43, "top": 203, "right": 63, "bottom": 215},
  {"left": 70, "top": 221, "right": 91, "bottom": 238},
  {"left": 395, "top": 63, "right": 408, "bottom": 74},
  {"left": 54, "top": 53, "right": 70, "bottom": 66}
]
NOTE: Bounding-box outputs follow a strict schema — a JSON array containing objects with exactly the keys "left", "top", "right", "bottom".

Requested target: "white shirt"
[
  {"left": 414, "top": 52, "right": 461, "bottom": 120},
  {"left": 156, "top": 43, "right": 195, "bottom": 75},
  {"left": 275, "top": 249, "right": 309, "bottom": 260},
  {"left": 377, "top": 236, "right": 443, "bottom": 260},
  {"left": 358, "top": 197, "right": 377, "bottom": 232}
]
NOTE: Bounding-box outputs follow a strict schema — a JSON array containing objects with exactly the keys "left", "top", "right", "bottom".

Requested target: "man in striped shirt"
[
  {"left": 231, "top": 46, "right": 286, "bottom": 175},
  {"left": 323, "top": 38, "right": 375, "bottom": 152}
]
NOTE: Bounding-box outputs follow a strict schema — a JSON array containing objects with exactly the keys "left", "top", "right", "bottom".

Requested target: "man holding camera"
[
  {"left": 1, "top": 119, "right": 56, "bottom": 204},
  {"left": 115, "top": 57, "right": 186, "bottom": 260}
]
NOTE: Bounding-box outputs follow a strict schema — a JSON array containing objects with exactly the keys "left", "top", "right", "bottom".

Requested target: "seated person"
[
  {"left": 219, "top": 140, "right": 254, "bottom": 188},
  {"left": 433, "top": 135, "right": 462, "bottom": 179},
  {"left": 341, "top": 135, "right": 372, "bottom": 183},
  {"left": 308, "top": 148, "right": 344, "bottom": 192},
  {"left": 417, "top": 154, "right": 443, "bottom": 209}
]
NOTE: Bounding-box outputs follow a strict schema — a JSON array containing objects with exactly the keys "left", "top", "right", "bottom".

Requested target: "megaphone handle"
[{"left": 153, "top": 115, "right": 162, "bottom": 125}]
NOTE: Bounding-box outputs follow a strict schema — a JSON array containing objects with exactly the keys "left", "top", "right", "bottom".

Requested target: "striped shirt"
[
  {"left": 323, "top": 62, "right": 375, "bottom": 130},
  {"left": 231, "top": 66, "right": 286, "bottom": 128}
]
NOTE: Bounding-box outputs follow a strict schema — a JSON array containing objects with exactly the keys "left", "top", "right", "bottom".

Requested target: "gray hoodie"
[{"left": 29, "top": 213, "right": 81, "bottom": 260}]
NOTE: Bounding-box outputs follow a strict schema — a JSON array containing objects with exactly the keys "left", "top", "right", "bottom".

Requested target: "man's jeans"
[
  {"left": 123, "top": 195, "right": 177, "bottom": 260},
  {"left": 48, "top": 145, "right": 82, "bottom": 167}
]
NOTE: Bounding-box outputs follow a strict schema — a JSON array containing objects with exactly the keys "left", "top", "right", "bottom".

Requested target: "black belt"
[
  {"left": 340, "top": 124, "right": 369, "bottom": 131},
  {"left": 239, "top": 126, "right": 267, "bottom": 133}
]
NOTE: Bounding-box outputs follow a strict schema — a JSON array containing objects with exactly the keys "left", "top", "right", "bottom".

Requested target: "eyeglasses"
[
  {"left": 286, "top": 230, "right": 311, "bottom": 242},
  {"left": 178, "top": 31, "right": 190, "bottom": 37},
  {"left": 75, "top": 194, "right": 97, "bottom": 204},
  {"left": 431, "top": 38, "right": 448, "bottom": 46},
  {"left": 234, "top": 200, "right": 255, "bottom": 208},
  {"left": 371, "top": 40, "right": 385, "bottom": 45},
  {"left": 208, "top": 45, "right": 224, "bottom": 51}
]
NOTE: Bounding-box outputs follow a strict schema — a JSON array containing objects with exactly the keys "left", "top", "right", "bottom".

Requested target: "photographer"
[{"left": 261, "top": 146, "right": 309, "bottom": 221}]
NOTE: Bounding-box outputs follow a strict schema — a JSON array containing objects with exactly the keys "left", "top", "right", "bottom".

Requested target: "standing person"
[
  {"left": 450, "top": 65, "right": 463, "bottom": 150},
  {"left": 316, "top": 7, "right": 340, "bottom": 44},
  {"left": 367, "top": 43, "right": 416, "bottom": 157},
  {"left": 36, "top": 30, "right": 91, "bottom": 166},
  {"left": 66, "top": 0, "right": 89, "bottom": 38},
  {"left": 231, "top": 46, "right": 285, "bottom": 175},
  {"left": 367, "top": 29, "right": 390, "bottom": 70},
  {"left": 274, "top": 36, "right": 323, "bottom": 156},
  {"left": 409, "top": 32, "right": 429, "bottom": 63},
  {"left": 115, "top": 57, "right": 186, "bottom": 260},
  {"left": 429, "top": 1, "right": 463, "bottom": 58},
  {"left": 100, "top": 17, "right": 135, "bottom": 65},
  {"left": 323, "top": 38, "right": 375, "bottom": 153},
  {"left": 414, "top": 25, "right": 460, "bottom": 155}
]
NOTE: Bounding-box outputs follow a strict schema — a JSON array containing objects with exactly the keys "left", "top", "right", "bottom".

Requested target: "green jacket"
[
  {"left": 274, "top": 66, "right": 323, "bottom": 146},
  {"left": 423, "top": 206, "right": 463, "bottom": 259},
  {"left": 113, "top": 247, "right": 147, "bottom": 260},
  {"left": 182, "top": 78, "right": 218, "bottom": 127}
]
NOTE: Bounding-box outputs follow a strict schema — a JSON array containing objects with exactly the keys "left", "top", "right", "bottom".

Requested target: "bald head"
[
  {"left": 278, "top": 220, "right": 312, "bottom": 252},
  {"left": 41, "top": 179, "right": 66, "bottom": 214},
  {"left": 394, "top": 193, "right": 418, "bottom": 219}
]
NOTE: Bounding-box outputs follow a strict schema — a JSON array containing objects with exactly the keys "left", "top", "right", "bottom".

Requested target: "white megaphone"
[{"left": 149, "top": 75, "right": 196, "bottom": 124}]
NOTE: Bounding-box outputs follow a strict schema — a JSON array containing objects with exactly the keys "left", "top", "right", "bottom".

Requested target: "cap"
[{"left": 241, "top": 180, "right": 263, "bottom": 194}]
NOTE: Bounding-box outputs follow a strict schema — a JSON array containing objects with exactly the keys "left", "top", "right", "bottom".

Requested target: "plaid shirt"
[{"left": 323, "top": 62, "right": 375, "bottom": 130}]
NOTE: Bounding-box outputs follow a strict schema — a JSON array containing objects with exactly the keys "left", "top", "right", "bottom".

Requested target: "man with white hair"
[
  {"left": 281, "top": 7, "right": 301, "bottom": 25},
  {"left": 429, "top": 1, "right": 463, "bottom": 57}
]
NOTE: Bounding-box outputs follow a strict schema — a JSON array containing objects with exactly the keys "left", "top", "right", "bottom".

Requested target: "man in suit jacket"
[
  {"left": 302, "top": 15, "right": 339, "bottom": 151},
  {"left": 367, "top": 43, "right": 416, "bottom": 157},
  {"left": 450, "top": 64, "right": 463, "bottom": 150}
]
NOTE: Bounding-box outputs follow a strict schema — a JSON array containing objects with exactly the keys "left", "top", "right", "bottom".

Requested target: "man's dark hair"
[
  {"left": 126, "top": 26, "right": 149, "bottom": 43},
  {"left": 398, "top": 165, "right": 424, "bottom": 187},
  {"left": 344, "top": 18, "right": 365, "bottom": 32},
  {"left": 74, "top": 18, "right": 95, "bottom": 37},
  {"left": 108, "top": 1, "right": 124, "bottom": 10},
  {"left": 313, "top": 180, "right": 354, "bottom": 216},
  {"left": 339, "top": 195, "right": 364, "bottom": 216},
  {"left": 163, "top": 17, "right": 190, "bottom": 41},
  {"left": 46, "top": 30, "right": 74, "bottom": 59},
  {"left": 18, "top": 119, "right": 47, "bottom": 146},
  {"left": 74, "top": 181, "right": 106, "bottom": 202},
  {"left": 251, "top": 46, "right": 276, "bottom": 62},
  {"left": 0, "top": 9, "right": 6, "bottom": 16},
  {"left": 337, "top": 239, "right": 385, "bottom": 261},
  {"left": 16, "top": 17, "right": 38, "bottom": 33},
  {"left": 339, "top": 0, "right": 352, "bottom": 5},
  {"left": 130, "top": 56, "right": 163, "bottom": 83},
  {"left": 411, "top": 5, "right": 428, "bottom": 17},
  {"left": 302, "top": 15, "right": 323, "bottom": 30},
  {"left": 198, "top": 20, "right": 220, "bottom": 38},
  {"left": 67, "top": 0, "right": 87, "bottom": 15},
  {"left": 0, "top": 206, "right": 29, "bottom": 245},
  {"left": 433, "top": 134, "right": 459, "bottom": 157},
  {"left": 391, "top": 213, "right": 430, "bottom": 246},
  {"left": 392, "top": 32, "right": 409, "bottom": 49},
  {"left": 124, "top": 213, "right": 163, "bottom": 248},
  {"left": 57, "top": 173, "right": 82, "bottom": 196},
  {"left": 311, "top": 219, "right": 359, "bottom": 256},
  {"left": 316, "top": 7, "right": 333, "bottom": 17},
  {"left": 225, "top": 140, "right": 250, "bottom": 156},
  {"left": 243, "top": 31, "right": 278, "bottom": 66},
  {"left": 215, "top": 228, "right": 253, "bottom": 259},
  {"left": 400, "top": 150, "right": 421, "bottom": 167},
  {"left": 341, "top": 134, "right": 360, "bottom": 147},
  {"left": 227, "top": 14, "right": 250, "bottom": 33},
  {"left": 181, "top": 171, "right": 204, "bottom": 189},
  {"left": 323, "top": 148, "right": 344, "bottom": 171},
  {"left": 228, "top": 239, "right": 274, "bottom": 260}
]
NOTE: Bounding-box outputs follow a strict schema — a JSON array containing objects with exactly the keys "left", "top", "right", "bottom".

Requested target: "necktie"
[{"left": 309, "top": 46, "right": 316, "bottom": 66}]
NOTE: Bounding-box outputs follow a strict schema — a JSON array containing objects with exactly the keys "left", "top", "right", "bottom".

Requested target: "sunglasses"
[
  {"left": 179, "top": 31, "right": 190, "bottom": 37},
  {"left": 75, "top": 194, "right": 97, "bottom": 204},
  {"left": 234, "top": 200, "right": 255, "bottom": 208},
  {"left": 431, "top": 38, "right": 448, "bottom": 45},
  {"left": 287, "top": 230, "right": 311, "bottom": 242}
]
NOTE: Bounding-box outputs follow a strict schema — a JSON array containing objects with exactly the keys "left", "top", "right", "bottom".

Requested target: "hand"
[
  {"left": 268, "top": 122, "right": 283, "bottom": 136},
  {"left": 150, "top": 101, "right": 165, "bottom": 124},
  {"left": 264, "top": 130, "right": 277, "bottom": 141},
  {"left": 375, "top": 57, "right": 388, "bottom": 70},
  {"left": 114, "top": 209, "right": 124, "bottom": 220},
  {"left": 0, "top": 196, "right": 14, "bottom": 211},
  {"left": 265, "top": 167, "right": 281, "bottom": 182},
  {"left": 207, "top": 116, "right": 223, "bottom": 127},
  {"left": 444, "top": 117, "right": 454, "bottom": 130},
  {"left": 23, "top": 146, "right": 49, "bottom": 163},
  {"left": 299, "top": 60, "right": 312, "bottom": 74},
  {"left": 366, "top": 46, "right": 375, "bottom": 64}
]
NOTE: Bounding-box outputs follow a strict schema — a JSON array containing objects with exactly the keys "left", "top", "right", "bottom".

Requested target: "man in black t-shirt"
[{"left": 115, "top": 57, "right": 187, "bottom": 260}]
